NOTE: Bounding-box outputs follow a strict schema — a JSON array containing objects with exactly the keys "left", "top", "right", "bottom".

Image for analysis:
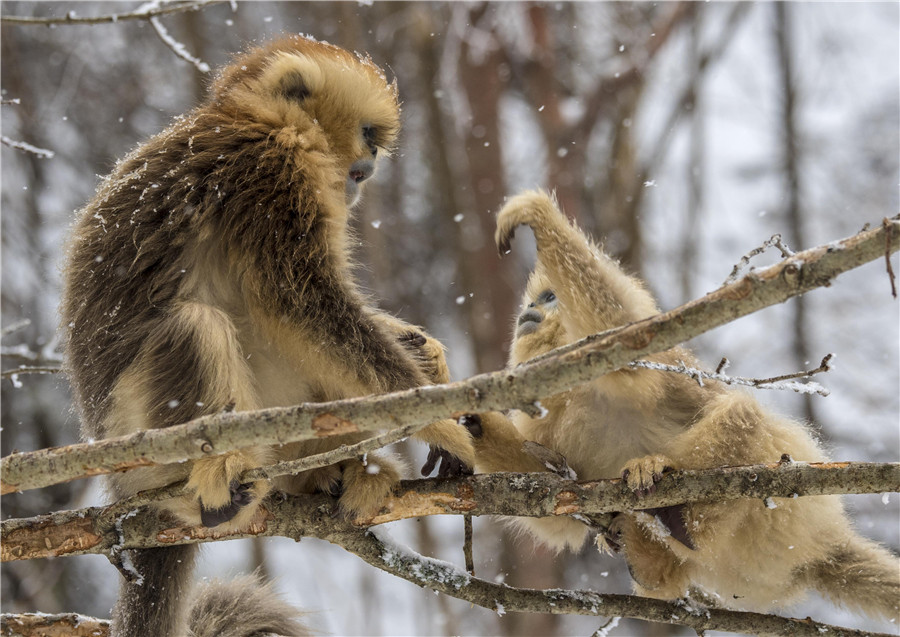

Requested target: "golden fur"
[
  {"left": 61, "top": 35, "right": 472, "bottom": 637},
  {"left": 469, "top": 189, "right": 899, "bottom": 621}
]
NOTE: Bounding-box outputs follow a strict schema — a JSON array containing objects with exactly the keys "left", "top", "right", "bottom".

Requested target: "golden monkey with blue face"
[{"left": 464, "top": 189, "right": 898, "bottom": 622}]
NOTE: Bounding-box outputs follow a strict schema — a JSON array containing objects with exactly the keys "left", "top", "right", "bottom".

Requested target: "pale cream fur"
[{"left": 476, "top": 189, "right": 899, "bottom": 621}]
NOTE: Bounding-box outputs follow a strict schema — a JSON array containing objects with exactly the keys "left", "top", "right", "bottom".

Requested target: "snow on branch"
[
  {"left": 629, "top": 353, "right": 834, "bottom": 396},
  {"left": 148, "top": 14, "right": 210, "bottom": 73},
  {"left": 0, "top": 613, "right": 109, "bottom": 637},
  {"left": 3, "top": 461, "right": 896, "bottom": 637},
  {"left": 0, "top": 135, "right": 55, "bottom": 158},
  {"left": 723, "top": 233, "right": 796, "bottom": 286},
  {"left": 0, "top": 0, "right": 228, "bottom": 25},
  {"left": 1, "top": 216, "right": 898, "bottom": 495}
]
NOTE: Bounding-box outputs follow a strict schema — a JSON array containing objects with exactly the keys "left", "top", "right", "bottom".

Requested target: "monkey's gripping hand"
[
  {"left": 397, "top": 330, "right": 451, "bottom": 385},
  {"left": 187, "top": 451, "right": 271, "bottom": 529},
  {"left": 621, "top": 454, "right": 695, "bottom": 550}
]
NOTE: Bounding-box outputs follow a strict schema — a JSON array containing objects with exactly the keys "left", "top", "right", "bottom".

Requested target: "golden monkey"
[
  {"left": 61, "top": 35, "right": 473, "bottom": 636},
  {"left": 463, "top": 189, "right": 899, "bottom": 621}
]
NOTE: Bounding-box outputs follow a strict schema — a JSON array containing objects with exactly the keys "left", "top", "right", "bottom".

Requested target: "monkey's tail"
[
  {"left": 187, "top": 572, "right": 313, "bottom": 637},
  {"left": 800, "top": 535, "right": 900, "bottom": 622}
]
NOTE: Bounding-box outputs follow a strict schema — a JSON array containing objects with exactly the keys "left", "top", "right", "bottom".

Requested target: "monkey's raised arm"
[{"left": 496, "top": 190, "right": 659, "bottom": 339}]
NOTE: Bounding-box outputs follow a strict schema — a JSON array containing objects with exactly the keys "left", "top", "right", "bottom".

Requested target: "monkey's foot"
[
  {"left": 621, "top": 454, "right": 675, "bottom": 494},
  {"left": 338, "top": 454, "right": 403, "bottom": 519},
  {"left": 415, "top": 419, "right": 476, "bottom": 477},
  {"left": 188, "top": 451, "right": 270, "bottom": 528}
]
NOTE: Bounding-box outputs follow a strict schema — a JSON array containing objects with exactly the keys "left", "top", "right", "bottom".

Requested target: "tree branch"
[
  {"left": 3, "top": 462, "right": 896, "bottom": 563},
  {"left": 0, "top": 613, "right": 109, "bottom": 637},
  {"left": 0, "top": 0, "right": 228, "bottom": 25},
  {"left": 2, "top": 218, "right": 897, "bottom": 495}
]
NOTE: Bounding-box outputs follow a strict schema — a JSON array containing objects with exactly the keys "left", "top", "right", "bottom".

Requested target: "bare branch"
[
  {"left": 1, "top": 366, "right": 62, "bottom": 380},
  {"left": 723, "top": 233, "right": 796, "bottom": 286},
  {"left": 0, "top": 0, "right": 228, "bottom": 26},
  {"left": 0, "top": 135, "right": 55, "bottom": 158},
  {"left": 3, "top": 461, "right": 896, "bottom": 562},
  {"left": 148, "top": 15, "right": 211, "bottom": 72},
  {"left": 2, "top": 217, "right": 897, "bottom": 495},
  {"left": 884, "top": 217, "right": 898, "bottom": 298},
  {"left": 629, "top": 353, "right": 833, "bottom": 396},
  {"left": 0, "top": 613, "right": 109, "bottom": 637}
]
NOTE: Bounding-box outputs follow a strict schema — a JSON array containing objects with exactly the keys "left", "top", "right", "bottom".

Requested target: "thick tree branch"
[
  {"left": 2, "top": 218, "right": 897, "bottom": 496},
  {"left": 0, "top": 613, "right": 109, "bottom": 636},
  {"left": 3, "top": 462, "right": 896, "bottom": 562}
]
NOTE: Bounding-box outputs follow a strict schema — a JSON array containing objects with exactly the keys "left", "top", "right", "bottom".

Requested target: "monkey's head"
[
  {"left": 509, "top": 267, "right": 566, "bottom": 366},
  {"left": 212, "top": 35, "right": 401, "bottom": 206}
]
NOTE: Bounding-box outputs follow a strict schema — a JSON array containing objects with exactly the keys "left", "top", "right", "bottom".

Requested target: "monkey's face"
[
  {"left": 219, "top": 37, "right": 401, "bottom": 207},
  {"left": 510, "top": 272, "right": 566, "bottom": 365}
]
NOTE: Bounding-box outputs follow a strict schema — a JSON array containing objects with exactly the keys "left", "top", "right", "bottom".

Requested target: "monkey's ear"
[{"left": 277, "top": 70, "right": 310, "bottom": 101}]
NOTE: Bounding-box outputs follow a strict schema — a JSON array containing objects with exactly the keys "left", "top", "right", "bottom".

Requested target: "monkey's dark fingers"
[
  {"left": 496, "top": 228, "right": 515, "bottom": 257},
  {"left": 642, "top": 505, "right": 696, "bottom": 550},
  {"left": 200, "top": 480, "right": 256, "bottom": 528},
  {"left": 421, "top": 446, "right": 442, "bottom": 476},
  {"left": 458, "top": 414, "right": 484, "bottom": 438},
  {"left": 398, "top": 330, "right": 427, "bottom": 348}
]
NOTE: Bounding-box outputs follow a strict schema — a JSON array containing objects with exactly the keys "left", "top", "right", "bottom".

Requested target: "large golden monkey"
[
  {"left": 464, "top": 189, "right": 898, "bottom": 621},
  {"left": 61, "top": 35, "right": 473, "bottom": 636}
]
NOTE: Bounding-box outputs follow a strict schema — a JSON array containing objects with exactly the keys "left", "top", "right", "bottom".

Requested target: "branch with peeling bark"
[
  {"left": 2, "top": 217, "right": 897, "bottom": 495},
  {"left": 2, "top": 462, "right": 897, "bottom": 636},
  {"left": 0, "top": 0, "right": 228, "bottom": 25}
]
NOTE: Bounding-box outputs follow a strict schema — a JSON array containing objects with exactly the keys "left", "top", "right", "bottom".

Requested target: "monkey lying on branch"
[
  {"left": 61, "top": 35, "right": 474, "bottom": 637},
  {"left": 463, "top": 189, "right": 899, "bottom": 622}
]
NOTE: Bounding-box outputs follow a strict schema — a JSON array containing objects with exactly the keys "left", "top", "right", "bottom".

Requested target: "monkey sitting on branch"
[
  {"left": 463, "top": 189, "right": 899, "bottom": 622},
  {"left": 61, "top": 35, "right": 474, "bottom": 637}
]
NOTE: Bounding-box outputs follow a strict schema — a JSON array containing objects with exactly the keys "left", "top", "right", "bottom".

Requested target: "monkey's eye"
[
  {"left": 535, "top": 290, "right": 557, "bottom": 306},
  {"left": 362, "top": 125, "right": 378, "bottom": 156}
]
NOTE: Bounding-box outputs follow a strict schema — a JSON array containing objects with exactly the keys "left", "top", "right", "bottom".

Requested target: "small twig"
[
  {"left": 592, "top": 616, "right": 621, "bottom": 637},
  {"left": 0, "top": 135, "right": 55, "bottom": 158},
  {"left": 149, "top": 14, "right": 211, "bottom": 72},
  {"left": 884, "top": 217, "right": 898, "bottom": 298},
  {"left": 1, "top": 320, "right": 31, "bottom": 337},
  {"left": 0, "top": 98, "right": 22, "bottom": 106},
  {"left": 629, "top": 354, "right": 833, "bottom": 397},
  {"left": 723, "top": 233, "right": 795, "bottom": 286},
  {"left": 463, "top": 514, "right": 474, "bottom": 576},
  {"left": 0, "top": 0, "right": 227, "bottom": 25},
  {"left": 1, "top": 366, "right": 62, "bottom": 380}
]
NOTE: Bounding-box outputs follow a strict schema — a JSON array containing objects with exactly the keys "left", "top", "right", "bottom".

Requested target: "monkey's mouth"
[{"left": 516, "top": 309, "right": 543, "bottom": 336}]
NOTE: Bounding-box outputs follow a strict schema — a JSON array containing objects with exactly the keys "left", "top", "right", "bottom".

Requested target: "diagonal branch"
[{"left": 1, "top": 217, "right": 896, "bottom": 496}]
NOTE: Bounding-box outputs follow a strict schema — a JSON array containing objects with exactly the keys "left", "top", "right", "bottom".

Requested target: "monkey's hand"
[
  {"left": 187, "top": 451, "right": 270, "bottom": 529},
  {"left": 494, "top": 189, "right": 562, "bottom": 256},
  {"left": 620, "top": 454, "right": 675, "bottom": 495},
  {"left": 397, "top": 329, "right": 451, "bottom": 385}
]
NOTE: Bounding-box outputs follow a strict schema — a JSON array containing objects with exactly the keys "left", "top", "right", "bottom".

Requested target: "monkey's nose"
[{"left": 349, "top": 159, "right": 374, "bottom": 184}]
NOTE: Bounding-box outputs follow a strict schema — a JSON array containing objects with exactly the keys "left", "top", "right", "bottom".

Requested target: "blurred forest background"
[{"left": 1, "top": 2, "right": 898, "bottom": 635}]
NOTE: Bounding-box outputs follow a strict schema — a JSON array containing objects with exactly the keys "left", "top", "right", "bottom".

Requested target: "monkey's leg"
[
  {"left": 274, "top": 436, "right": 404, "bottom": 519},
  {"left": 458, "top": 412, "right": 591, "bottom": 552},
  {"left": 610, "top": 514, "right": 692, "bottom": 600},
  {"left": 112, "top": 301, "right": 271, "bottom": 529}
]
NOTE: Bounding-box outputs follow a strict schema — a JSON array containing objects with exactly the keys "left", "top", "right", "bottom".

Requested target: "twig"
[
  {"left": 0, "top": 0, "right": 227, "bottom": 25},
  {"left": 149, "top": 14, "right": 211, "bottom": 73},
  {"left": 1, "top": 366, "right": 62, "bottom": 380},
  {"left": 2, "top": 218, "right": 897, "bottom": 495},
  {"left": 884, "top": 217, "right": 898, "bottom": 298},
  {"left": 1, "top": 98, "right": 22, "bottom": 105},
  {"left": 0, "top": 135, "right": 55, "bottom": 158},
  {"left": 629, "top": 354, "right": 834, "bottom": 397},
  {"left": 463, "top": 515, "right": 475, "bottom": 576},
  {"left": 592, "top": 616, "right": 621, "bottom": 637},
  {"left": 1, "top": 319, "right": 31, "bottom": 337},
  {"left": 723, "top": 233, "right": 795, "bottom": 286}
]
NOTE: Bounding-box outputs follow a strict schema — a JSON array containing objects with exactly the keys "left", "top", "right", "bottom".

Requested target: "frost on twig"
[
  {"left": 629, "top": 353, "right": 834, "bottom": 397},
  {"left": 722, "top": 233, "right": 795, "bottom": 286},
  {"left": 0, "top": 135, "right": 55, "bottom": 158},
  {"left": 0, "top": 0, "right": 227, "bottom": 25},
  {"left": 1, "top": 321, "right": 64, "bottom": 383},
  {"left": 884, "top": 217, "right": 898, "bottom": 299},
  {"left": 149, "top": 15, "right": 211, "bottom": 72}
]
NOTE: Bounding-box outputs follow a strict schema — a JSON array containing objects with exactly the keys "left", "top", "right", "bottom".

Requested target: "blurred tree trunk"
[
  {"left": 454, "top": 4, "right": 520, "bottom": 374},
  {"left": 774, "top": 3, "right": 816, "bottom": 426}
]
